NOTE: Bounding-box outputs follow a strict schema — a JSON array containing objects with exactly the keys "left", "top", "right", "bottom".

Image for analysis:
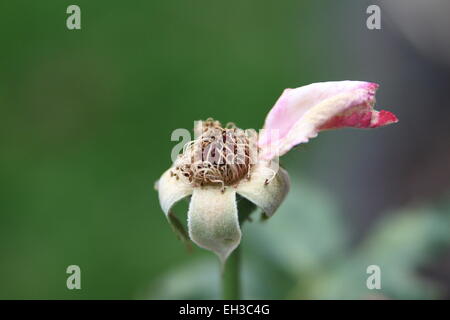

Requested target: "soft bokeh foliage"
[{"left": 150, "top": 182, "right": 450, "bottom": 299}]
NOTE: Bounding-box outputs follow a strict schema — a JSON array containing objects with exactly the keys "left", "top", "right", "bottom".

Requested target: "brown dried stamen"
[{"left": 173, "top": 119, "right": 256, "bottom": 188}]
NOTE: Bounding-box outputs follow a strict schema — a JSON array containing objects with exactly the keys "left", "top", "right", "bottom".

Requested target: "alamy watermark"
[
  {"left": 66, "top": 5, "right": 81, "bottom": 30},
  {"left": 66, "top": 265, "right": 81, "bottom": 290},
  {"left": 366, "top": 265, "right": 381, "bottom": 290},
  {"left": 366, "top": 5, "right": 381, "bottom": 30}
]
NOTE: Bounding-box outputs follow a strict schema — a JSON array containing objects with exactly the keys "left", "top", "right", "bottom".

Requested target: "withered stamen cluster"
[{"left": 172, "top": 119, "right": 257, "bottom": 189}]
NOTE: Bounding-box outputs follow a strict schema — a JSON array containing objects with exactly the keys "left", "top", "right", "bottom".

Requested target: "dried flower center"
[{"left": 172, "top": 119, "right": 256, "bottom": 188}]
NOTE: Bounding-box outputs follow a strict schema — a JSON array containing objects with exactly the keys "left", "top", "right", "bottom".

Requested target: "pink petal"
[{"left": 258, "top": 81, "right": 398, "bottom": 160}]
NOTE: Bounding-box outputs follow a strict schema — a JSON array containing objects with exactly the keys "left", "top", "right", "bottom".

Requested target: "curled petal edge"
[{"left": 258, "top": 81, "right": 398, "bottom": 160}]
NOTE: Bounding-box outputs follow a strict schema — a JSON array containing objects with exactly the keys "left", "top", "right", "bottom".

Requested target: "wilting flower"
[{"left": 155, "top": 81, "right": 398, "bottom": 262}]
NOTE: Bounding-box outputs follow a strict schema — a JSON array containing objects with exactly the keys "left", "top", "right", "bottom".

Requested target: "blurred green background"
[{"left": 1, "top": 0, "right": 449, "bottom": 299}]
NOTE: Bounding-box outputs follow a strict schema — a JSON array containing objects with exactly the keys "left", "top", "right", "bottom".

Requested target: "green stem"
[
  {"left": 221, "top": 197, "right": 255, "bottom": 300},
  {"left": 222, "top": 245, "right": 241, "bottom": 300}
]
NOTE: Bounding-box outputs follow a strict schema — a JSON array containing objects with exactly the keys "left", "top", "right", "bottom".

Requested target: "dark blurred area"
[{"left": 0, "top": 0, "right": 449, "bottom": 299}]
